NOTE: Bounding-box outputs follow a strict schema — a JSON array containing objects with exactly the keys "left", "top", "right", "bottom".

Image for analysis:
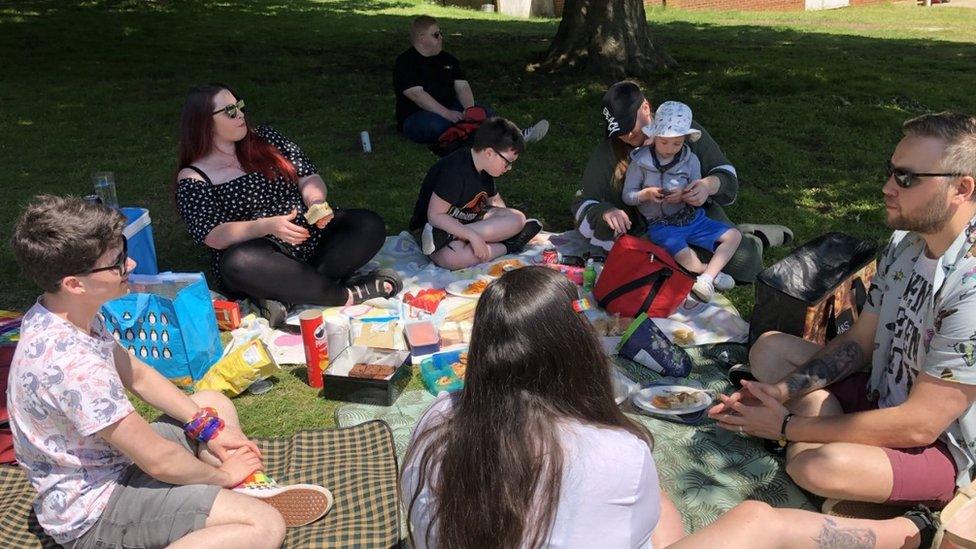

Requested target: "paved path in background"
[{"left": 895, "top": 0, "right": 976, "bottom": 7}]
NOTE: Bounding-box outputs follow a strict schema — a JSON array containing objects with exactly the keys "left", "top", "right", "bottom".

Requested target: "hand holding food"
[{"left": 304, "top": 201, "right": 334, "bottom": 227}]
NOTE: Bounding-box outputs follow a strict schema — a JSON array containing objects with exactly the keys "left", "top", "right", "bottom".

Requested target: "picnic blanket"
[
  {"left": 286, "top": 231, "right": 749, "bottom": 348},
  {"left": 0, "top": 421, "right": 399, "bottom": 548},
  {"left": 336, "top": 348, "right": 817, "bottom": 534}
]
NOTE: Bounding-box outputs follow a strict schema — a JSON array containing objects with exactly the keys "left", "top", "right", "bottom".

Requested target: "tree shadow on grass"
[{"left": 1, "top": 1, "right": 975, "bottom": 308}]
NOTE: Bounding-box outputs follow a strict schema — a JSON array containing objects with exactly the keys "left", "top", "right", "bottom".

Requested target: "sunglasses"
[
  {"left": 886, "top": 161, "right": 963, "bottom": 189},
  {"left": 492, "top": 148, "right": 515, "bottom": 169},
  {"left": 212, "top": 99, "right": 245, "bottom": 119},
  {"left": 78, "top": 236, "right": 129, "bottom": 277}
]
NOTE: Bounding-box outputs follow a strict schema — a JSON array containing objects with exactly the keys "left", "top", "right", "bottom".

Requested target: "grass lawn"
[{"left": 2, "top": 0, "right": 975, "bottom": 435}]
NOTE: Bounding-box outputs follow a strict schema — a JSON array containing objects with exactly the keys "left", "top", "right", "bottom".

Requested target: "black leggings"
[{"left": 219, "top": 209, "right": 386, "bottom": 306}]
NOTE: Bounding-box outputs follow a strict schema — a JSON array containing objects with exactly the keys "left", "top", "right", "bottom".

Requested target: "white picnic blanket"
[{"left": 280, "top": 230, "right": 747, "bottom": 355}]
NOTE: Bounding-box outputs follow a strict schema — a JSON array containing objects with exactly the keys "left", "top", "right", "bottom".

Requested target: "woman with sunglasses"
[
  {"left": 402, "top": 266, "right": 937, "bottom": 548},
  {"left": 174, "top": 84, "right": 400, "bottom": 321}
]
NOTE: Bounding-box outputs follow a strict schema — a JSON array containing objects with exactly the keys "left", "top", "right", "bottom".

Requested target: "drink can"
[
  {"left": 360, "top": 131, "right": 372, "bottom": 153},
  {"left": 541, "top": 248, "right": 560, "bottom": 264},
  {"left": 299, "top": 310, "right": 328, "bottom": 388}
]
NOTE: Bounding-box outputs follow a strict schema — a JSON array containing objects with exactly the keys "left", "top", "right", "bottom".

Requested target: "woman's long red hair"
[{"left": 175, "top": 83, "right": 298, "bottom": 184}]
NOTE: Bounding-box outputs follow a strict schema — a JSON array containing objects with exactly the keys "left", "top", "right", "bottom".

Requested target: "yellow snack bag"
[{"left": 195, "top": 338, "right": 280, "bottom": 396}]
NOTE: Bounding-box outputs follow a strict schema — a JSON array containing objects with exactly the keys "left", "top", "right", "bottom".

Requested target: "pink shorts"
[{"left": 827, "top": 373, "right": 958, "bottom": 508}]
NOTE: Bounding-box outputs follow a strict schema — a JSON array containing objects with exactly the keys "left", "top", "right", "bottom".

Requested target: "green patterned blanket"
[{"left": 335, "top": 347, "right": 816, "bottom": 532}]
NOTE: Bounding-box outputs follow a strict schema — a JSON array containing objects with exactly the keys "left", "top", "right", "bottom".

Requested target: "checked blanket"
[{"left": 0, "top": 420, "right": 399, "bottom": 548}]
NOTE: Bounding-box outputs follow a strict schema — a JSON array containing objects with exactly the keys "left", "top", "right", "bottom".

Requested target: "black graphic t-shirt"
[
  {"left": 393, "top": 47, "right": 465, "bottom": 129},
  {"left": 881, "top": 253, "right": 937, "bottom": 407},
  {"left": 409, "top": 147, "right": 496, "bottom": 231}
]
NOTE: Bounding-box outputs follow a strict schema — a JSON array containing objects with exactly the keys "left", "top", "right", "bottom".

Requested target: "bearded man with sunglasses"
[
  {"left": 710, "top": 112, "right": 976, "bottom": 512},
  {"left": 393, "top": 15, "right": 548, "bottom": 146},
  {"left": 7, "top": 196, "right": 289, "bottom": 548}
]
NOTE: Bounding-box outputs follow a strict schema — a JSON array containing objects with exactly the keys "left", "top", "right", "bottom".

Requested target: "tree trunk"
[{"left": 540, "top": 0, "right": 675, "bottom": 80}]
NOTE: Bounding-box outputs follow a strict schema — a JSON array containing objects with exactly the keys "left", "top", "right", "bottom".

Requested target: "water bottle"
[
  {"left": 583, "top": 258, "right": 596, "bottom": 292},
  {"left": 92, "top": 172, "right": 119, "bottom": 208},
  {"left": 360, "top": 131, "right": 372, "bottom": 154}
]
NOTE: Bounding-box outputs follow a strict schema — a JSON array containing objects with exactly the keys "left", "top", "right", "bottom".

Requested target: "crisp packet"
[{"left": 195, "top": 338, "right": 280, "bottom": 396}]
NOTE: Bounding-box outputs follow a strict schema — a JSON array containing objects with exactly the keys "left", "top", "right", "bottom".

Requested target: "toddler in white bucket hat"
[{"left": 621, "top": 100, "right": 742, "bottom": 302}]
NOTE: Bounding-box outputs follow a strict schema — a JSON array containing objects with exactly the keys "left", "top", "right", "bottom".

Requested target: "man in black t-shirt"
[
  {"left": 410, "top": 117, "right": 542, "bottom": 270},
  {"left": 393, "top": 15, "right": 549, "bottom": 146}
]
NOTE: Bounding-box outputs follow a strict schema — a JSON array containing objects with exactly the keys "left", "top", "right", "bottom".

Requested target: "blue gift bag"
[
  {"left": 101, "top": 272, "right": 221, "bottom": 389},
  {"left": 617, "top": 313, "right": 693, "bottom": 378}
]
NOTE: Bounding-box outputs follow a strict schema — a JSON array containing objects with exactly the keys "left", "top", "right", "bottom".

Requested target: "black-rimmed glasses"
[
  {"left": 213, "top": 99, "right": 245, "bottom": 118},
  {"left": 492, "top": 148, "right": 515, "bottom": 170},
  {"left": 430, "top": 31, "right": 443, "bottom": 39},
  {"left": 77, "top": 236, "right": 129, "bottom": 277},
  {"left": 886, "top": 161, "right": 963, "bottom": 189}
]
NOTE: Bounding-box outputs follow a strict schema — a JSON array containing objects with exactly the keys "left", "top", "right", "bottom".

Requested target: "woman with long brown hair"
[
  {"left": 402, "top": 266, "right": 661, "bottom": 547},
  {"left": 174, "top": 84, "right": 399, "bottom": 321},
  {"left": 401, "top": 266, "right": 938, "bottom": 549}
]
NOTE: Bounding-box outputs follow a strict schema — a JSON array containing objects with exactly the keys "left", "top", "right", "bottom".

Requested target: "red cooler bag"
[{"left": 594, "top": 235, "right": 694, "bottom": 319}]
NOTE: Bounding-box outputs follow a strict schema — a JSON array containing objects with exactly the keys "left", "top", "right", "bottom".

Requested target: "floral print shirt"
[
  {"left": 6, "top": 301, "right": 134, "bottom": 543},
  {"left": 864, "top": 217, "right": 976, "bottom": 488}
]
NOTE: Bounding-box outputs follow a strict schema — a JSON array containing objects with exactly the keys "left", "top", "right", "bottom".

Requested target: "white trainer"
[
  {"left": 522, "top": 120, "right": 549, "bottom": 144},
  {"left": 233, "top": 472, "right": 334, "bottom": 527}
]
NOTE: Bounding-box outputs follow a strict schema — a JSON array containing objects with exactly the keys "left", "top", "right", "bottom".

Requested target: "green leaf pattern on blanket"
[{"left": 336, "top": 352, "right": 815, "bottom": 532}]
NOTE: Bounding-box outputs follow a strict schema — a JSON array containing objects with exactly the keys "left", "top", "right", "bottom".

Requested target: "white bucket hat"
[{"left": 642, "top": 101, "right": 702, "bottom": 142}]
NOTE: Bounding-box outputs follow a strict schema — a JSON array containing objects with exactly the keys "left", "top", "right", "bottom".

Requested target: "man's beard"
[{"left": 887, "top": 190, "right": 952, "bottom": 234}]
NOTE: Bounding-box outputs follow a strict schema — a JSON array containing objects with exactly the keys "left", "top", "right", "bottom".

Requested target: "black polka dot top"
[{"left": 175, "top": 125, "right": 323, "bottom": 282}]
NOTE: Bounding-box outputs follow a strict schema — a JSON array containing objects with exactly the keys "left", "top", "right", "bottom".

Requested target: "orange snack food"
[{"left": 463, "top": 279, "right": 489, "bottom": 296}]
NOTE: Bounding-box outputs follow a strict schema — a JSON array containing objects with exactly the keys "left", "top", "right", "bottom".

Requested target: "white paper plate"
[
  {"left": 631, "top": 385, "right": 712, "bottom": 416},
  {"left": 446, "top": 278, "right": 490, "bottom": 299}
]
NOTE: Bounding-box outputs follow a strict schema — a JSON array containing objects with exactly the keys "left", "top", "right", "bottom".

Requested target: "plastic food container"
[
  {"left": 404, "top": 320, "right": 440, "bottom": 356},
  {"left": 419, "top": 348, "right": 467, "bottom": 395}
]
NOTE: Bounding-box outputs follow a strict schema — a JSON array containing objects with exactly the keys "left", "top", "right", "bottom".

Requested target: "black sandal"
[{"left": 346, "top": 268, "right": 402, "bottom": 304}]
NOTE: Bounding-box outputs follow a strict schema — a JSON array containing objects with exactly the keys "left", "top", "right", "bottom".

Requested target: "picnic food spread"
[
  {"left": 349, "top": 362, "right": 396, "bottom": 380},
  {"left": 463, "top": 279, "right": 489, "bottom": 296},
  {"left": 450, "top": 352, "right": 468, "bottom": 379},
  {"left": 651, "top": 390, "right": 701, "bottom": 410},
  {"left": 487, "top": 259, "right": 527, "bottom": 277}
]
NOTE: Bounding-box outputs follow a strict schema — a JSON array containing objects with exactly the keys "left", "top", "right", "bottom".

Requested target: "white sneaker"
[
  {"left": 522, "top": 120, "right": 549, "bottom": 144},
  {"left": 420, "top": 223, "right": 436, "bottom": 255},
  {"left": 692, "top": 275, "right": 715, "bottom": 302},
  {"left": 714, "top": 272, "right": 736, "bottom": 291},
  {"left": 233, "top": 472, "right": 334, "bottom": 527}
]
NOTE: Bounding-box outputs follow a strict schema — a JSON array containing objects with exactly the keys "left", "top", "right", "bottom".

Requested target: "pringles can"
[{"left": 299, "top": 310, "right": 328, "bottom": 388}]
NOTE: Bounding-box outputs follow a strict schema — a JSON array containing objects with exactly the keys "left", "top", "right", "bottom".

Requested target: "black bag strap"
[
  {"left": 597, "top": 268, "right": 672, "bottom": 310},
  {"left": 851, "top": 276, "right": 868, "bottom": 313},
  {"left": 184, "top": 165, "right": 214, "bottom": 186}
]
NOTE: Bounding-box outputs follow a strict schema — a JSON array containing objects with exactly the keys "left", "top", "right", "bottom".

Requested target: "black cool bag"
[{"left": 749, "top": 232, "right": 879, "bottom": 346}]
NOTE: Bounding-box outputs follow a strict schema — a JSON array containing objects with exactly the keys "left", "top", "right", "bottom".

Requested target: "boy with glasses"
[
  {"left": 6, "top": 196, "right": 329, "bottom": 548},
  {"left": 409, "top": 118, "right": 542, "bottom": 270},
  {"left": 393, "top": 15, "right": 548, "bottom": 146}
]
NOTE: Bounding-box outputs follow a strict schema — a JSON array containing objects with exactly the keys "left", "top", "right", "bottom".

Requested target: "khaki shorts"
[{"left": 62, "top": 418, "right": 221, "bottom": 549}]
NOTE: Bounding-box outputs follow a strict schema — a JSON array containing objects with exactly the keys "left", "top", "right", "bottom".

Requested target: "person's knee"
[
  {"left": 725, "top": 228, "right": 742, "bottom": 247},
  {"left": 728, "top": 500, "right": 775, "bottom": 523},
  {"left": 749, "top": 331, "right": 791, "bottom": 382},
  {"left": 786, "top": 445, "right": 855, "bottom": 494},
  {"left": 238, "top": 500, "right": 286, "bottom": 548},
  {"left": 191, "top": 390, "right": 235, "bottom": 416}
]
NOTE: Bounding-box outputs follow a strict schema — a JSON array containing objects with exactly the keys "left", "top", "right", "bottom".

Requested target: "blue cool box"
[
  {"left": 419, "top": 348, "right": 467, "bottom": 395},
  {"left": 122, "top": 207, "right": 159, "bottom": 275}
]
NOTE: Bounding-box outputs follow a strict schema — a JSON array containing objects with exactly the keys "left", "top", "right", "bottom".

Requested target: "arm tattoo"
[
  {"left": 813, "top": 518, "right": 877, "bottom": 549},
  {"left": 783, "top": 341, "right": 864, "bottom": 399}
]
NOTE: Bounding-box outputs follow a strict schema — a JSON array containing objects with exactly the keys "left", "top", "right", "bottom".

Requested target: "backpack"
[
  {"left": 432, "top": 106, "right": 488, "bottom": 157},
  {"left": 593, "top": 235, "right": 695, "bottom": 319}
]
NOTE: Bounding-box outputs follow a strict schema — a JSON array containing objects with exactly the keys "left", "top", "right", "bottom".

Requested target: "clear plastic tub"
[{"left": 404, "top": 320, "right": 440, "bottom": 356}]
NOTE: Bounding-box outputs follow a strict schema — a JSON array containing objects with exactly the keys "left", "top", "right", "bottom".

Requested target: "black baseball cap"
[{"left": 602, "top": 81, "right": 645, "bottom": 139}]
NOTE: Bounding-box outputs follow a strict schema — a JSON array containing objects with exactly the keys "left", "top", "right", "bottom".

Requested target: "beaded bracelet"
[{"left": 183, "top": 407, "right": 219, "bottom": 440}]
